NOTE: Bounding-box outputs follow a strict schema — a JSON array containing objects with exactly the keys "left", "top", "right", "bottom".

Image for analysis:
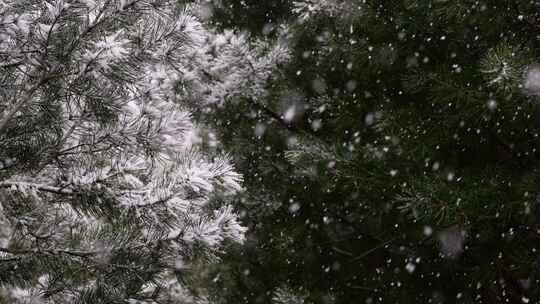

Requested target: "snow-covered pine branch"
[
  {"left": 292, "top": 0, "right": 363, "bottom": 22},
  {"left": 0, "top": 0, "right": 290, "bottom": 302}
]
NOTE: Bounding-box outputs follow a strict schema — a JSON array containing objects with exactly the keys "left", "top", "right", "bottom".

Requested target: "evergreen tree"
[
  {"left": 0, "top": 0, "right": 287, "bottom": 302},
  {"left": 198, "top": 1, "right": 540, "bottom": 304}
]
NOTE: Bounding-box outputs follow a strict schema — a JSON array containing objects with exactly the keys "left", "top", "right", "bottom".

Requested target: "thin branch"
[
  {"left": 349, "top": 237, "right": 396, "bottom": 262},
  {"left": 245, "top": 97, "right": 326, "bottom": 144},
  {"left": 0, "top": 181, "right": 75, "bottom": 195}
]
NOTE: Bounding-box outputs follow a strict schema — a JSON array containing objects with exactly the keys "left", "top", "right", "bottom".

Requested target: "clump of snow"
[
  {"left": 289, "top": 202, "right": 301, "bottom": 213},
  {"left": 405, "top": 262, "right": 416, "bottom": 274},
  {"left": 283, "top": 105, "right": 297, "bottom": 123},
  {"left": 487, "top": 99, "right": 497, "bottom": 111},
  {"left": 423, "top": 226, "right": 433, "bottom": 236},
  {"left": 254, "top": 123, "right": 267, "bottom": 137},
  {"left": 438, "top": 226, "right": 466, "bottom": 258},
  {"left": 523, "top": 65, "right": 540, "bottom": 96}
]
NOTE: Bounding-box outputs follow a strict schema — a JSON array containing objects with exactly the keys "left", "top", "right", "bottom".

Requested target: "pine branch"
[
  {"left": 0, "top": 71, "right": 64, "bottom": 134},
  {"left": 0, "top": 83, "right": 40, "bottom": 134},
  {"left": 0, "top": 2, "right": 247, "bottom": 302}
]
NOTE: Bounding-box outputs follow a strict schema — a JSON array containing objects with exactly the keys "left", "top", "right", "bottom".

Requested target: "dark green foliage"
[
  {"left": 198, "top": 1, "right": 540, "bottom": 303},
  {"left": 211, "top": 0, "right": 292, "bottom": 36}
]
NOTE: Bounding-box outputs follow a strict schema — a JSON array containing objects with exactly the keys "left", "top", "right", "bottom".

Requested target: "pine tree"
[
  {"left": 0, "top": 1, "right": 279, "bottom": 302},
  {"left": 198, "top": 1, "right": 540, "bottom": 303}
]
